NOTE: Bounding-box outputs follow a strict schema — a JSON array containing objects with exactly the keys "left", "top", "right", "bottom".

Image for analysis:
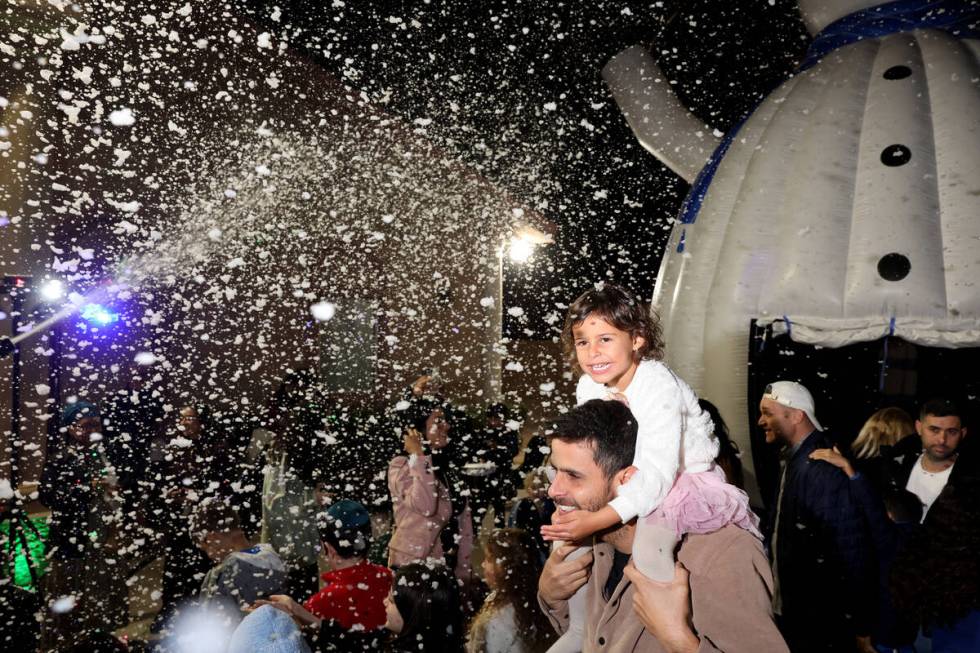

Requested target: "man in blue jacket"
[{"left": 759, "top": 381, "right": 875, "bottom": 653}]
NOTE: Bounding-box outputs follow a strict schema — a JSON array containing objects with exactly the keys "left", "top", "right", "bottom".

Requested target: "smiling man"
[
  {"left": 537, "top": 399, "right": 786, "bottom": 653},
  {"left": 758, "top": 381, "right": 875, "bottom": 653}
]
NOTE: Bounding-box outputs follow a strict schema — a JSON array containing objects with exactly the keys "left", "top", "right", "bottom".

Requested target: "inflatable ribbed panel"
[{"left": 636, "top": 24, "right": 979, "bottom": 501}]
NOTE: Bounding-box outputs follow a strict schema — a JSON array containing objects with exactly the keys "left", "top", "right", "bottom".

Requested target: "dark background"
[{"left": 241, "top": 0, "right": 811, "bottom": 338}]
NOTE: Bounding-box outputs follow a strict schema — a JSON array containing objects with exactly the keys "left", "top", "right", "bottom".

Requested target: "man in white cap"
[{"left": 759, "top": 381, "right": 874, "bottom": 653}]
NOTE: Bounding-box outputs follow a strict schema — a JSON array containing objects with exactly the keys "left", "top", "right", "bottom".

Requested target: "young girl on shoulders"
[{"left": 542, "top": 283, "right": 759, "bottom": 652}]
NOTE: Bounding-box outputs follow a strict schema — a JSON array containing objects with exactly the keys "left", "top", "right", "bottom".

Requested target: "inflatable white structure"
[{"left": 603, "top": 0, "right": 980, "bottom": 501}]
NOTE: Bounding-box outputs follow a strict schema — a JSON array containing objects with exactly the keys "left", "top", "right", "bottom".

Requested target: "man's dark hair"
[
  {"left": 882, "top": 488, "right": 922, "bottom": 525},
  {"left": 551, "top": 399, "right": 637, "bottom": 479},
  {"left": 919, "top": 398, "right": 963, "bottom": 423}
]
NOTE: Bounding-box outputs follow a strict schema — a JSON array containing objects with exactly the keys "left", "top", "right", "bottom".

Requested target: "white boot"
[{"left": 630, "top": 519, "right": 678, "bottom": 582}]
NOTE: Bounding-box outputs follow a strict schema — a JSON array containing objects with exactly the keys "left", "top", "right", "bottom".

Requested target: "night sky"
[{"left": 240, "top": 0, "right": 811, "bottom": 339}]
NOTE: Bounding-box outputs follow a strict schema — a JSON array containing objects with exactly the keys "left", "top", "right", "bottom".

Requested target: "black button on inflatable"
[
  {"left": 878, "top": 253, "right": 911, "bottom": 281},
  {"left": 881, "top": 144, "right": 911, "bottom": 167},
  {"left": 598, "top": 637, "right": 606, "bottom": 645},
  {"left": 883, "top": 65, "right": 912, "bottom": 80}
]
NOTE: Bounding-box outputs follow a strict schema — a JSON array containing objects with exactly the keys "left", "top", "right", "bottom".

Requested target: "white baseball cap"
[{"left": 763, "top": 381, "right": 823, "bottom": 431}]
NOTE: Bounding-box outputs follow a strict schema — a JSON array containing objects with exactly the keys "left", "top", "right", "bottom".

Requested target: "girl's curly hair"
[{"left": 561, "top": 283, "right": 665, "bottom": 375}]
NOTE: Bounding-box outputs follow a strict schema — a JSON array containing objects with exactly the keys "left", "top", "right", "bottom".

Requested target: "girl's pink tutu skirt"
[{"left": 647, "top": 465, "right": 762, "bottom": 539}]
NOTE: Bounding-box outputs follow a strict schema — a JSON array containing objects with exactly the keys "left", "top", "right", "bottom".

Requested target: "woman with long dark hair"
[
  {"left": 387, "top": 398, "right": 473, "bottom": 583},
  {"left": 384, "top": 560, "right": 463, "bottom": 652},
  {"left": 467, "top": 528, "right": 556, "bottom": 653},
  {"left": 698, "top": 399, "right": 744, "bottom": 490}
]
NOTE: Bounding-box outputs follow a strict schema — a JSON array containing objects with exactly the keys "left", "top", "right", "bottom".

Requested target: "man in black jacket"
[
  {"left": 884, "top": 398, "right": 971, "bottom": 520},
  {"left": 759, "top": 381, "right": 875, "bottom": 653}
]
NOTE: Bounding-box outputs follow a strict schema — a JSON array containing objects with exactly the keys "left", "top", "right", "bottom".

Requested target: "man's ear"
[
  {"left": 790, "top": 408, "right": 806, "bottom": 426},
  {"left": 915, "top": 419, "right": 923, "bottom": 437}
]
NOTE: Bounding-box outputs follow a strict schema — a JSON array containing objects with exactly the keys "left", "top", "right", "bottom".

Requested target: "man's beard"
[
  {"left": 589, "top": 478, "right": 627, "bottom": 543},
  {"left": 564, "top": 478, "right": 616, "bottom": 514}
]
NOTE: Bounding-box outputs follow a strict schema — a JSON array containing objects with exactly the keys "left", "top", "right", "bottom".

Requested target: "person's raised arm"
[
  {"left": 254, "top": 594, "right": 321, "bottom": 629},
  {"left": 388, "top": 432, "right": 440, "bottom": 517}
]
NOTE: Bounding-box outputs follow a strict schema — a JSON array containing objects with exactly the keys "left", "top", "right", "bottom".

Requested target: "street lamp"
[
  {"left": 508, "top": 234, "right": 536, "bottom": 263},
  {"left": 486, "top": 224, "right": 555, "bottom": 400}
]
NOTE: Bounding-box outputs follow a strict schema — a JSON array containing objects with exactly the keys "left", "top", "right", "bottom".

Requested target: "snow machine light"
[
  {"left": 81, "top": 303, "right": 119, "bottom": 326},
  {"left": 39, "top": 279, "right": 66, "bottom": 302}
]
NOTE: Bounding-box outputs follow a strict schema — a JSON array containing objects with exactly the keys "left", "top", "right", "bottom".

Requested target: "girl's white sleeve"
[{"left": 607, "top": 369, "right": 682, "bottom": 522}]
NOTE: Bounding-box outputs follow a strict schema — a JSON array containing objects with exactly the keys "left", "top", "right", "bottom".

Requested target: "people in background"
[
  {"left": 385, "top": 561, "right": 463, "bottom": 653},
  {"left": 891, "top": 476, "right": 980, "bottom": 652},
  {"left": 758, "top": 381, "right": 874, "bottom": 652},
  {"left": 303, "top": 499, "right": 392, "bottom": 637},
  {"left": 146, "top": 402, "right": 226, "bottom": 633},
  {"left": 850, "top": 406, "right": 915, "bottom": 490},
  {"left": 38, "top": 401, "right": 128, "bottom": 650},
  {"left": 261, "top": 370, "right": 327, "bottom": 599},
  {"left": 886, "top": 398, "right": 971, "bottom": 520},
  {"left": 387, "top": 398, "right": 474, "bottom": 584},
  {"left": 191, "top": 497, "right": 287, "bottom": 613}
]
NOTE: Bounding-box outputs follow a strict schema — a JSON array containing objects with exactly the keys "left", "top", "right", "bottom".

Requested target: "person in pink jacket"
[{"left": 387, "top": 398, "right": 474, "bottom": 585}]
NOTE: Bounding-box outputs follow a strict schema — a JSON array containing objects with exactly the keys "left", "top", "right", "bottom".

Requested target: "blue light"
[{"left": 81, "top": 303, "right": 119, "bottom": 326}]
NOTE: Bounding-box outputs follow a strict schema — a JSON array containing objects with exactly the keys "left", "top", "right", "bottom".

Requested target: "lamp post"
[
  {"left": 0, "top": 276, "right": 73, "bottom": 489},
  {"left": 486, "top": 226, "right": 553, "bottom": 401},
  {"left": 2, "top": 275, "right": 31, "bottom": 489}
]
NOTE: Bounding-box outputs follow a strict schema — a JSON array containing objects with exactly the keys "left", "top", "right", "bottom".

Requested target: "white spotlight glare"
[
  {"left": 39, "top": 279, "right": 65, "bottom": 302},
  {"left": 508, "top": 236, "right": 535, "bottom": 263}
]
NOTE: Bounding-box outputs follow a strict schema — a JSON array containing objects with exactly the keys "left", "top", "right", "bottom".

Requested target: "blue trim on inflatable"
[
  {"left": 674, "top": 0, "right": 979, "bottom": 248},
  {"left": 802, "top": 0, "right": 980, "bottom": 71},
  {"left": 676, "top": 116, "right": 745, "bottom": 237},
  {"left": 879, "top": 317, "right": 899, "bottom": 390}
]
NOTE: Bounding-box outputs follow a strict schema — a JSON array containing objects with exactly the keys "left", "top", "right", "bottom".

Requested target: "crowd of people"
[{"left": 1, "top": 283, "right": 977, "bottom": 653}]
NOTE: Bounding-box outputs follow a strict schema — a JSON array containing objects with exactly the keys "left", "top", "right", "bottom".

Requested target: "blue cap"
[{"left": 325, "top": 499, "right": 370, "bottom": 530}]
